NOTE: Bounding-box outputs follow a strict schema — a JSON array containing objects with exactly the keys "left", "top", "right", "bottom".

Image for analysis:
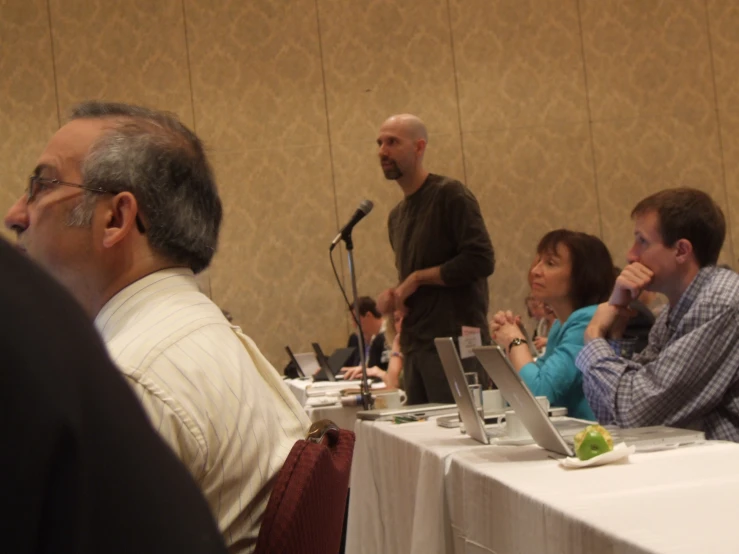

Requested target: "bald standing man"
[{"left": 376, "top": 114, "right": 495, "bottom": 404}]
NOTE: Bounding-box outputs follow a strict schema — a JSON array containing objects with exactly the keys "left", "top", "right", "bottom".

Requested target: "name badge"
[{"left": 458, "top": 326, "right": 482, "bottom": 359}]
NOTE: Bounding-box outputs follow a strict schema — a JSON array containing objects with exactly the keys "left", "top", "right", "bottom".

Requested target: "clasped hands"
[{"left": 489, "top": 310, "right": 525, "bottom": 349}]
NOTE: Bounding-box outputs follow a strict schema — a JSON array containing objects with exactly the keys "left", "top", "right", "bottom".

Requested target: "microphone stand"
[{"left": 344, "top": 233, "right": 373, "bottom": 411}]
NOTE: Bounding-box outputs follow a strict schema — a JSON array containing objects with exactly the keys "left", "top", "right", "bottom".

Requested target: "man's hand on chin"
[{"left": 609, "top": 263, "right": 655, "bottom": 307}]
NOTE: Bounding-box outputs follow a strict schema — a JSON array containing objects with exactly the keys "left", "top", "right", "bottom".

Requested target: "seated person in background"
[
  {"left": 535, "top": 304, "right": 557, "bottom": 352},
  {"left": 343, "top": 310, "right": 404, "bottom": 389},
  {"left": 1, "top": 238, "right": 227, "bottom": 554},
  {"left": 638, "top": 288, "right": 669, "bottom": 318},
  {"left": 3, "top": 101, "right": 310, "bottom": 553},
  {"left": 577, "top": 188, "right": 739, "bottom": 441},
  {"left": 525, "top": 295, "right": 555, "bottom": 354},
  {"left": 345, "top": 296, "right": 388, "bottom": 371},
  {"left": 490, "top": 230, "right": 615, "bottom": 420}
]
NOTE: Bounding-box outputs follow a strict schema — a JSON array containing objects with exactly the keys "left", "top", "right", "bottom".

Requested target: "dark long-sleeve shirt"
[
  {"left": 388, "top": 174, "right": 495, "bottom": 353},
  {"left": 347, "top": 332, "right": 389, "bottom": 370}
]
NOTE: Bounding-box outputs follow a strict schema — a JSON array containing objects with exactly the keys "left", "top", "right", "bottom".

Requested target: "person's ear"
[
  {"left": 102, "top": 192, "right": 139, "bottom": 249},
  {"left": 416, "top": 138, "right": 427, "bottom": 157},
  {"left": 673, "top": 238, "right": 693, "bottom": 264}
]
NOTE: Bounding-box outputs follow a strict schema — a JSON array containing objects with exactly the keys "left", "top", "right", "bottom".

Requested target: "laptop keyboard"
[
  {"left": 484, "top": 418, "right": 590, "bottom": 440},
  {"left": 555, "top": 419, "right": 592, "bottom": 437}
]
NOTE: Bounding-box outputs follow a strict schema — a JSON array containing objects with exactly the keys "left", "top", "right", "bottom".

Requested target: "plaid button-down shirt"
[{"left": 576, "top": 266, "right": 739, "bottom": 441}]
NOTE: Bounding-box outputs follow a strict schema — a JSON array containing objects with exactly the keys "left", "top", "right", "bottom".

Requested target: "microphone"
[{"left": 330, "top": 199, "right": 374, "bottom": 250}]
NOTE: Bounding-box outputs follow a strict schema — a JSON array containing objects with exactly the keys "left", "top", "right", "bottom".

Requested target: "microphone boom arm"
[{"left": 330, "top": 199, "right": 374, "bottom": 410}]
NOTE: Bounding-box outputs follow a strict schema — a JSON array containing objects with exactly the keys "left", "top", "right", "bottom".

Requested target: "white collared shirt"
[{"left": 95, "top": 268, "right": 310, "bottom": 553}]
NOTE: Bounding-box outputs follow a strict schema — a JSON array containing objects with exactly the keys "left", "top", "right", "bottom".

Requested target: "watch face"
[{"left": 509, "top": 338, "right": 526, "bottom": 349}]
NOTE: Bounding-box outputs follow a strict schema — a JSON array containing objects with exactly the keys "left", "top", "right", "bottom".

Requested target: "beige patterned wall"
[
  {"left": 0, "top": 0, "right": 59, "bottom": 218},
  {"left": 1, "top": 0, "right": 737, "bottom": 370}
]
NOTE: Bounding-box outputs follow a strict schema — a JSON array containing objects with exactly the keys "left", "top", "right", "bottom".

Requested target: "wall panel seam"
[
  {"left": 575, "top": 0, "right": 604, "bottom": 240},
  {"left": 181, "top": 0, "right": 198, "bottom": 132},
  {"left": 45, "top": 0, "right": 61, "bottom": 128},
  {"left": 445, "top": 0, "right": 468, "bottom": 186},
  {"left": 314, "top": 0, "right": 350, "bottom": 336},
  {"left": 703, "top": 0, "right": 736, "bottom": 265}
]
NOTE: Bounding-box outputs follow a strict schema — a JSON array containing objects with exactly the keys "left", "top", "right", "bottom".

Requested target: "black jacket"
[{"left": 0, "top": 239, "right": 227, "bottom": 554}]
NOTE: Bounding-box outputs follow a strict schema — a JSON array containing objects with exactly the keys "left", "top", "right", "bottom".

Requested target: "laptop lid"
[
  {"left": 291, "top": 350, "right": 322, "bottom": 379},
  {"left": 284, "top": 346, "right": 306, "bottom": 378},
  {"left": 434, "top": 337, "right": 490, "bottom": 445},
  {"left": 327, "top": 347, "right": 356, "bottom": 375},
  {"left": 311, "top": 343, "right": 337, "bottom": 382},
  {"left": 474, "top": 345, "right": 574, "bottom": 456}
]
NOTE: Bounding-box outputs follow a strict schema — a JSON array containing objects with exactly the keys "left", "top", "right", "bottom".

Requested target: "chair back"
[{"left": 254, "top": 420, "right": 355, "bottom": 554}]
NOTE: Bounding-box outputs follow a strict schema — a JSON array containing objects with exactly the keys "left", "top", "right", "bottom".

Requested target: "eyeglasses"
[
  {"left": 27, "top": 175, "right": 146, "bottom": 233},
  {"left": 28, "top": 175, "right": 109, "bottom": 202}
]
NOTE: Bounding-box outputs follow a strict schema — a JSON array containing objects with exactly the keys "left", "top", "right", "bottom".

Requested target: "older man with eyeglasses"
[{"left": 4, "top": 101, "right": 309, "bottom": 554}]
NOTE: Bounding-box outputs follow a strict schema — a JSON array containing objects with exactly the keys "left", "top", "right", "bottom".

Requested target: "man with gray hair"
[{"left": 4, "top": 101, "right": 310, "bottom": 553}]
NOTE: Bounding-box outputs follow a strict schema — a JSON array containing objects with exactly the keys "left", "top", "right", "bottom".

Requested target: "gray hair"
[
  {"left": 68, "top": 101, "right": 222, "bottom": 273},
  {"left": 65, "top": 192, "right": 97, "bottom": 227}
]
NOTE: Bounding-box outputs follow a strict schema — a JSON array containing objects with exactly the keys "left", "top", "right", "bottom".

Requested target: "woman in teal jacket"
[{"left": 490, "top": 230, "right": 615, "bottom": 420}]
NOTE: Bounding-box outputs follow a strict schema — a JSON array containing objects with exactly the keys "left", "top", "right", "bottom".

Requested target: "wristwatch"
[{"left": 508, "top": 337, "right": 527, "bottom": 354}]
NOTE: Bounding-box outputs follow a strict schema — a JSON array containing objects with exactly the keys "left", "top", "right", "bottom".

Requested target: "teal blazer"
[{"left": 519, "top": 305, "right": 596, "bottom": 420}]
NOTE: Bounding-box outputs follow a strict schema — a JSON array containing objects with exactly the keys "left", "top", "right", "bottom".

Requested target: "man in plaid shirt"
[{"left": 576, "top": 188, "right": 739, "bottom": 441}]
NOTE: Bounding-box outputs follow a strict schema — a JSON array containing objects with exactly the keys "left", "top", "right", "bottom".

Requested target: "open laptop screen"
[
  {"left": 311, "top": 343, "right": 337, "bottom": 382},
  {"left": 284, "top": 345, "right": 306, "bottom": 378},
  {"left": 434, "top": 337, "right": 492, "bottom": 445},
  {"left": 474, "top": 345, "right": 574, "bottom": 456}
]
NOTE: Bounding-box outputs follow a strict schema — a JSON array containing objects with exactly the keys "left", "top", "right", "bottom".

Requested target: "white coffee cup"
[
  {"left": 498, "top": 397, "right": 550, "bottom": 439},
  {"left": 373, "top": 390, "right": 407, "bottom": 409},
  {"left": 500, "top": 410, "right": 530, "bottom": 439},
  {"left": 482, "top": 389, "right": 505, "bottom": 412}
]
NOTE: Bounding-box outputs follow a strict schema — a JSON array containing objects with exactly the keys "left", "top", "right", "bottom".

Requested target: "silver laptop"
[
  {"left": 287, "top": 350, "right": 321, "bottom": 378},
  {"left": 435, "top": 338, "right": 569, "bottom": 442},
  {"left": 473, "top": 345, "right": 705, "bottom": 456},
  {"left": 356, "top": 403, "right": 457, "bottom": 421},
  {"left": 435, "top": 337, "right": 499, "bottom": 444}
]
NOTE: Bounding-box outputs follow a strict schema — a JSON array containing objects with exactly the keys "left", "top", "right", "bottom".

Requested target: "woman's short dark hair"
[
  {"left": 631, "top": 188, "right": 725, "bottom": 267},
  {"left": 537, "top": 229, "right": 615, "bottom": 311}
]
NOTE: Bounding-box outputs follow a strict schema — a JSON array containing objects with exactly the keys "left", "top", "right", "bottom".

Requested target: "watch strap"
[{"left": 508, "top": 337, "right": 527, "bottom": 354}]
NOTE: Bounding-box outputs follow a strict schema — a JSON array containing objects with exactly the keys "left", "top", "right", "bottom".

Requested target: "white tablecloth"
[
  {"left": 347, "top": 417, "right": 739, "bottom": 554},
  {"left": 347, "top": 419, "right": 485, "bottom": 554}
]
